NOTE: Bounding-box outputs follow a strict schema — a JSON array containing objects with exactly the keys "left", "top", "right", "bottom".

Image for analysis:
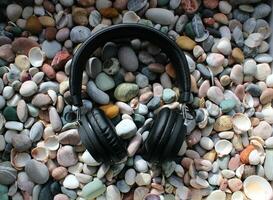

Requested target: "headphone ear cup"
[
  {"left": 162, "top": 113, "right": 186, "bottom": 160},
  {"left": 79, "top": 114, "right": 108, "bottom": 163},
  {"left": 143, "top": 107, "right": 170, "bottom": 162},
  {"left": 153, "top": 110, "right": 178, "bottom": 162},
  {"left": 88, "top": 108, "right": 127, "bottom": 163}
]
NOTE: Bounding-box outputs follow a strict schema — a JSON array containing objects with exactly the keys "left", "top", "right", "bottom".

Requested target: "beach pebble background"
[{"left": 0, "top": 0, "right": 273, "bottom": 199}]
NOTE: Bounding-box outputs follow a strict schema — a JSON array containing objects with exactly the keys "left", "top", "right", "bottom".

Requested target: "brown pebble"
[
  {"left": 72, "top": 7, "right": 89, "bottom": 26},
  {"left": 43, "top": 0, "right": 55, "bottom": 12},
  {"left": 56, "top": 71, "right": 68, "bottom": 83},
  {"left": 52, "top": 166, "right": 68, "bottom": 180},
  {"left": 25, "top": 16, "right": 42, "bottom": 34},
  {"left": 203, "top": 0, "right": 219, "bottom": 9},
  {"left": 78, "top": 0, "right": 95, "bottom": 6},
  {"left": 214, "top": 115, "right": 233, "bottom": 132},
  {"left": 240, "top": 145, "right": 255, "bottom": 164},
  {"left": 232, "top": 47, "right": 245, "bottom": 63},
  {"left": 234, "top": 84, "right": 245, "bottom": 101},
  {"left": 39, "top": 110, "right": 50, "bottom": 122},
  {"left": 39, "top": 16, "right": 55, "bottom": 27},
  {"left": 260, "top": 88, "right": 273, "bottom": 104},
  {"left": 250, "top": 117, "right": 260, "bottom": 127},
  {"left": 51, "top": 51, "right": 71, "bottom": 71},
  {"left": 113, "top": 0, "right": 128, "bottom": 10},
  {"left": 213, "top": 13, "right": 228, "bottom": 25},
  {"left": 12, "top": 37, "right": 39, "bottom": 55},
  {"left": 165, "top": 63, "right": 176, "bottom": 78},
  {"left": 228, "top": 178, "right": 242, "bottom": 192},
  {"left": 42, "top": 64, "right": 56, "bottom": 79},
  {"left": 190, "top": 75, "right": 198, "bottom": 93},
  {"left": 0, "top": 44, "right": 15, "bottom": 62},
  {"left": 124, "top": 72, "right": 136, "bottom": 82},
  {"left": 100, "top": 7, "right": 119, "bottom": 18},
  {"left": 148, "top": 63, "right": 165, "bottom": 73},
  {"left": 45, "top": 27, "right": 57, "bottom": 41}
]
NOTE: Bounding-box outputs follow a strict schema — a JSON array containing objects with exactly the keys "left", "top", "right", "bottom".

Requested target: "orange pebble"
[
  {"left": 99, "top": 104, "right": 119, "bottom": 119},
  {"left": 99, "top": 8, "right": 119, "bottom": 18},
  {"left": 165, "top": 63, "right": 176, "bottom": 78},
  {"left": 240, "top": 145, "right": 255, "bottom": 164}
]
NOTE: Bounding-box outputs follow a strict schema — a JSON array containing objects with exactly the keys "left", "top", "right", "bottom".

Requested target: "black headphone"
[{"left": 69, "top": 24, "right": 191, "bottom": 164}]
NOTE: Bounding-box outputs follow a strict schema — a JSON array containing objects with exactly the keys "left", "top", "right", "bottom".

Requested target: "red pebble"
[
  {"left": 42, "top": 63, "right": 56, "bottom": 79},
  {"left": 203, "top": 0, "right": 219, "bottom": 9},
  {"left": 51, "top": 50, "right": 71, "bottom": 71},
  {"left": 181, "top": 0, "right": 200, "bottom": 14}
]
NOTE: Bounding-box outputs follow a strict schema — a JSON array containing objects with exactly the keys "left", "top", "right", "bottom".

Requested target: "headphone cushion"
[
  {"left": 143, "top": 107, "right": 170, "bottom": 161},
  {"left": 88, "top": 108, "right": 127, "bottom": 163},
  {"left": 153, "top": 110, "right": 178, "bottom": 162},
  {"left": 79, "top": 114, "right": 107, "bottom": 163},
  {"left": 163, "top": 113, "right": 186, "bottom": 160}
]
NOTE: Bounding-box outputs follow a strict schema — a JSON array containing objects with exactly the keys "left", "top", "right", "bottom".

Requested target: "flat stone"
[
  {"left": 253, "top": 121, "right": 272, "bottom": 139},
  {"left": 12, "top": 37, "right": 39, "bottom": 55},
  {"left": 70, "top": 26, "right": 91, "bottom": 43},
  {"left": 135, "top": 173, "right": 152, "bottom": 186},
  {"left": 12, "top": 134, "right": 32, "bottom": 152},
  {"left": 0, "top": 44, "right": 15, "bottom": 62},
  {"left": 49, "top": 106, "right": 62, "bottom": 132},
  {"left": 118, "top": 46, "right": 138, "bottom": 72},
  {"left": 19, "top": 81, "right": 38, "bottom": 97},
  {"left": 57, "top": 146, "right": 78, "bottom": 167},
  {"left": 41, "top": 40, "right": 62, "bottom": 59},
  {"left": 206, "top": 53, "right": 225, "bottom": 68},
  {"left": 95, "top": 72, "right": 115, "bottom": 91},
  {"left": 106, "top": 185, "right": 121, "bottom": 200},
  {"left": 25, "top": 159, "right": 49, "bottom": 184},
  {"left": 206, "top": 86, "right": 224, "bottom": 105},
  {"left": 63, "top": 175, "right": 79, "bottom": 189},
  {"left": 81, "top": 178, "right": 106, "bottom": 200},
  {"left": 87, "top": 80, "right": 110, "bottom": 105},
  {"left": 116, "top": 119, "right": 137, "bottom": 139},
  {"left": 114, "top": 83, "right": 139, "bottom": 102},
  {"left": 145, "top": 8, "right": 174, "bottom": 25},
  {"left": 58, "top": 129, "right": 80, "bottom": 145}
]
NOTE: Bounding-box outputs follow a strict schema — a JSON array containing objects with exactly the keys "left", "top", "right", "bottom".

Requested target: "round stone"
[
  {"left": 63, "top": 175, "right": 79, "bottom": 189},
  {"left": 25, "top": 159, "right": 49, "bottom": 184},
  {"left": 116, "top": 119, "right": 137, "bottom": 139},
  {"left": 118, "top": 46, "right": 138, "bottom": 72},
  {"left": 19, "top": 81, "right": 37, "bottom": 97},
  {"left": 114, "top": 83, "right": 139, "bottom": 102},
  {"left": 145, "top": 8, "right": 174, "bottom": 25},
  {"left": 70, "top": 26, "right": 91, "bottom": 43},
  {"left": 41, "top": 40, "right": 62, "bottom": 59},
  {"left": 57, "top": 146, "right": 78, "bottom": 167},
  {"left": 95, "top": 72, "right": 115, "bottom": 91}
]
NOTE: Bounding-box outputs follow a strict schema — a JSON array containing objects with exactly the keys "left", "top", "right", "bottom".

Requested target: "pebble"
[
  {"left": 12, "top": 134, "right": 32, "bottom": 152},
  {"left": 49, "top": 106, "right": 62, "bottom": 132},
  {"left": 81, "top": 178, "right": 106, "bottom": 200},
  {"left": 57, "top": 146, "right": 78, "bottom": 167},
  {"left": 253, "top": 121, "right": 272, "bottom": 139},
  {"left": 162, "top": 88, "right": 176, "bottom": 103},
  {"left": 116, "top": 119, "right": 137, "bottom": 139},
  {"left": 95, "top": 72, "right": 115, "bottom": 91},
  {"left": 41, "top": 40, "right": 62, "bottom": 59},
  {"left": 253, "top": 3, "right": 271, "bottom": 19},
  {"left": 7, "top": 4, "right": 22, "bottom": 22},
  {"left": 114, "top": 83, "right": 139, "bottom": 102},
  {"left": 255, "top": 63, "right": 271, "bottom": 81},
  {"left": 118, "top": 46, "right": 138, "bottom": 72},
  {"left": 106, "top": 185, "right": 121, "bottom": 200},
  {"left": 145, "top": 8, "right": 174, "bottom": 25},
  {"left": 25, "top": 159, "right": 49, "bottom": 184},
  {"left": 207, "top": 86, "right": 224, "bottom": 105},
  {"left": 135, "top": 173, "right": 152, "bottom": 186},
  {"left": 134, "top": 156, "right": 148, "bottom": 172},
  {"left": 265, "top": 149, "right": 273, "bottom": 180},
  {"left": 216, "top": 38, "right": 232, "bottom": 56},
  {"left": 87, "top": 80, "right": 110, "bottom": 105},
  {"left": 63, "top": 174, "right": 79, "bottom": 189},
  {"left": 206, "top": 53, "right": 225, "bottom": 67},
  {"left": 176, "top": 36, "right": 196, "bottom": 51},
  {"left": 244, "top": 33, "right": 263, "bottom": 48},
  {"left": 70, "top": 26, "right": 91, "bottom": 43},
  {"left": 29, "top": 121, "right": 44, "bottom": 142}
]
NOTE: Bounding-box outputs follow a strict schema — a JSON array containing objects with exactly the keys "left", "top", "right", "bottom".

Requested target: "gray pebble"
[
  {"left": 253, "top": 3, "right": 271, "bottom": 19},
  {"left": 29, "top": 121, "right": 44, "bottom": 142},
  {"left": 70, "top": 26, "right": 91, "bottom": 43},
  {"left": 243, "top": 18, "right": 256, "bottom": 34},
  {"left": 136, "top": 73, "right": 149, "bottom": 88},
  {"left": 12, "top": 134, "right": 32, "bottom": 152},
  {"left": 95, "top": 72, "right": 115, "bottom": 91},
  {"left": 87, "top": 80, "right": 110, "bottom": 104},
  {"left": 25, "top": 159, "right": 49, "bottom": 184},
  {"left": 118, "top": 46, "right": 138, "bottom": 72},
  {"left": 89, "top": 10, "right": 101, "bottom": 27},
  {"left": 147, "top": 96, "right": 161, "bottom": 110},
  {"left": 41, "top": 40, "right": 62, "bottom": 59}
]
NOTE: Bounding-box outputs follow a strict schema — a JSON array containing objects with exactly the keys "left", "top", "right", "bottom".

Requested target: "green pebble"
[
  {"left": 3, "top": 106, "right": 18, "bottom": 121},
  {"left": 157, "top": 0, "right": 169, "bottom": 6},
  {"left": 185, "top": 22, "right": 195, "bottom": 39},
  {"left": 126, "top": 157, "right": 134, "bottom": 167},
  {"left": 0, "top": 184, "right": 8, "bottom": 194},
  {"left": 138, "top": 19, "right": 153, "bottom": 27},
  {"left": 162, "top": 88, "right": 176, "bottom": 104},
  {"left": 160, "top": 26, "right": 169, "bottom": 34},
  {"left": 82, "top": 178, "right": 106, "bottom": 200},
  {"left": 27, "top": 104, "right": 39, "bottom": 117},
  {"left": 10, "top": 26, "right": 22, "bottom": 37},
  {"left": 0, "top": 59, "right": 7, "bottom": 67},
  {"left": 133, "top": 114, "right": 145, "bottom": 128},
  {"left": 162, "top": 161, "right": 176, "bottom": 178},
  {"left": 50, "top": 181, "right": 61, "bottom": 196},
  {"left": 114, "top": 83, "right": 139, "bottom": 102},
  {"left": 220, "top": 99, "right": 236, "bottom": 113},
  {"left": 0, "top": 67, "right": 8, "bottom": 77},
  {"left": 0, "top": 194, "right": 8, "bottom": 200}
]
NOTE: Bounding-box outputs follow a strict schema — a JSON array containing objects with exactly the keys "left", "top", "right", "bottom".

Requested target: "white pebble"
[
  {"left": 200, "top": 137, "right": 214, "bottom": 150},
  {"left": 63, "top": 174, "right": 80, "bottom": 189},
  {"left": 134, "top": 156, "right": 148, "bottom": 173}
]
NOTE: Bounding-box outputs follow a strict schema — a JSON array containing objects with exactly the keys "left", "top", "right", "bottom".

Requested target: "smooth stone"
[
  {"left": 116, "top": 180, "right": 130, "bottom": 193},
  {"left": 206, "top": 53, "right": 225, "bottom": 68},
  {"left": 49, "top": 106, "right": 62, "bottom": 132},
  {"left": 0, "top": 162, "right": 17, "bottom": 185},
  {"left": 135, "top": 173, "right": 152, "bottom": 186},
  {"left": 243, "top": 18, "right": 256, "bottom": 34},
  {"left": 214, "top": 115, "right": 233, "bottom": 132},
  {"left": 57, "top": 146, "right": 78, "bottom": 167},
  {"left": 216, "top": 38, "right": 232, "bottom": 56},
  {"left": 206, "top": 86, "right": 224, "bottom": 105},
  {"left": 3, "top": 106, "right": 17, "bottom": 121},
  {"left": 17, "top": 99, "right": 28, "bottom": 122},
  {"left": 81, "top": 178, "right": 106, "bottom": 200},
  {"left": 147, "top": 96, "right": 161, "bottom": 110},
  {"left": 63, "top": 175, "right": 79, "bottom": 189},
  {"left": 162, "top": 88, "right": 176, "bottom": 103},
  {"left": 219, "top": 1, "right": 232, "bottom": 14},
  {"left": 125, "top": 169, "right": 136, "bottom": 185},
  {"left": 61, "top": 187, "right": 77, "bottom": 199},
  {"left": 41, "top": 40, "right": 62, "bottom": 59},
  {"left": 115, "top": 102, "right": 134, "bottom": 115},
  {"left": 89, "top": 10, "right": 101, "bottom": 27},
  {"left": 118, "top": 46, "right": 138, "bottom": 72},
  {"left": 176, "top": 36, "right": 196, "bottom": 51},
  {"left": 5, "top": 121, "right": 23, "bottom": 131},
  {"left": 253, "top": 3, "right": 271, "bottom": 19},
  {"left": 106, "top": 185, "right": 121, "bottom": 200},
  {"left": 264, "top": 149, "right": 273, "bottom": 180},
  {"left": 56, "top": 28, "right": 70, "bottom": 42},
  {"left": 31, "top": 93, "right": 52, "bottom": 108},
  {"left": 230, "top": 64, "right": 243, "bottom": 85},
  {"left": 134, "top": 156, "right": 148, "bottom": 172},
  {"left": 254, "top": 54, "right": 273, "bottom": 63},
  {"left": 58, "top": 129, "right": 80, "bottom": 145},
  {"left": 70, "top": 26, "right": 91, "bottom": 43},
  {"left": 0, "top": 44, "right": 15, "bottom": 63},
  {"left": 114, "top": 83, "right": 139, "bottom": 102},
  {"left": 200, "top": 137, "right": 214, "bottom": 150},
  {"left": 220, "top": 99, "right": 236, "bottom": 113},
  {"left": 29, "top": 121, "right": 44, "bottom": 142},
  {"left": 86, "top": 57, "right": 102, "bottom": 79},
  {"left": 0, "top": 135, "right": 5, "bottom": 152},
  {"left": 87, "top": 80, "right": 110, "bottom": 104},
  {"left": 255, "top": 63, "right": 271, "bottom": 81},
  {"left": 7, "top": 4, "right": 22, "bottom": 22},
  {"left": 95, "top": 72, "right": 115, "bottom": 91},
  {"left": 11, "top": 134, "right": 31, "bottom": 152},
  {"left": 123, "top": 11, "right": 140, "bottom": 23},
  {"left": 38, "top": 181, "right": 54, "bottom": 200},
  {"left": 265, "top": 137, "right": 273, "bottom": 148},
  {"left": 245, "top": 84, "right": 261, "bottom": 97},
  {"left": 81, "top": 150, "right": 101, "bottom": 166},
  {"left": 25, "top": 159, "right": 49, "bottom": 184},
  {"left": 160, "top": 72, "right": 172, "bottom": 88},
  {"left": 136, "top": 73, "right": 149, "bottom": 88},
  {"left": 127, "top": 0, "right": 147, "bottom": 12},
  {"left": 243, "top": 59, "right": 257, "bottom": 76},
  {"left": 116, "top": 119, "right": 137, "bottom": 139},
  {"left": 244, "top": 33, "right": 263, "bottom": 48},
  {"left": 233, "top": 9, "right": 249, "bottom": 23},
  {"left": 145, "top": 8, "right": 174, "bottom": 25},
  {"left": 253, "top": 121, "right": 272, "bottom": 139},
  {"left": 206, "top": 190, "right": 226, "bottom": 200},
  {"left": 54, "top": 194, "right": 69, "bottom": 200}
]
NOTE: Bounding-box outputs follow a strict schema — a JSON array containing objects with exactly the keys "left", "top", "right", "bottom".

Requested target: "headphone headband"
[{"left": 69, "top": 24, "right": 191, "bottom": 106}]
